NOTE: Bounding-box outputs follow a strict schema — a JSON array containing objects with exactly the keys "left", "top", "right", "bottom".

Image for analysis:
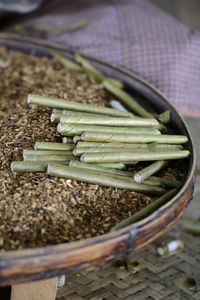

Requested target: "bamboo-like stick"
[
  {"left": 103, "top": 79, "right": 153, "bottom": 118},
  {"left": 81, "top": 150, "right": 190, "bottom": 163},
  {"left": 11, "top": 161, "right": 48, "bottom": 172},
  {"left": 75, "top": 54, "right": 124, "bottom": 88},
  {"left": 11, "top": 161, "right": 68, "bottom": 172},
  {"left": 110, "top": 189, "right": 177, "bottom": 231},
  {"left": 57, "top": 124, "right": 161, "bottom": 136},
  {"left": 134, "top": 161, "right": 168, "bottom": 183},
  {"left": 73, "top": 135, "right": 82, "bottom": 143},
  {"left": 75, "top": 53, "right": 105, "bottom": 82},
  {"left": 49, "top": 49, "right": 82, "bottom": 71},
  {"left": 158, "top": 110, "right": 171, "bottom": 124},
  {"left": 47, "top": 164, "right": 165, "bottom": 195},
  {"left": 62, "top": 110, "right": 106, "bottom": 118},
  {"left": 23, "top": 150, "right": 73, "bottom": 157},
  {"left": 106, "top": 78, "right": 124, "bottom": 89},
  {"left": 27, "top": 94, "right": 133, "bottom": 117},
  {"left": 51, "top": 109, "right": 109, "bottom": 123},
  {"left": 62, "top": 137, "right": 74, "bottom": 143},
  {"left": 149, "top": 176, "right": 182, "bottom": 188},
  {"left": 93, "top": 163, "right": 126, "bottom": 169},
  {"left": 109, "top": 100, "right": 129, "bottom": 112},
  {"left": 181, "top": 218, "right": 200, "bottom": 234},
  {"left": 73, "top": 147, "right": 182, "bottom": 156},
  {"left": 76, "top": 141, "right": 184, "bottom": 150},
  {"left": 23, "top": 154, "right": 75, "bottom": 162},
  {"left": 69, "top": 161, "right": 133, "bottom": 177},
  {"left": 69, "top": 161, "right": 163, "bottom": 187},
  {"left": 52, "top": 108, "right": 62, "bottom": 114},
  {"left": 80, "top": 132, "right": 188, "bottom": 144},
  {"left": 34, "top": 142, "right": 75, "bottom": 151},
  {"left": 69, "top": 161, "right": 162, "bottom": 187},
  {"left": 50, "top": 113, "right": 62, "bottom": 123},
  {"left": 60, "top": 115, "right": 159, "bottom": 127},
  {"left": 123, "top": 162, "right": 138, "bottom": 165}
]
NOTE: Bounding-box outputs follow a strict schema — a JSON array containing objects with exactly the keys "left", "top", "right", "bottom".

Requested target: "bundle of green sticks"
[{"left": 10, "top": 52, "right": 190, "bottom": 230}]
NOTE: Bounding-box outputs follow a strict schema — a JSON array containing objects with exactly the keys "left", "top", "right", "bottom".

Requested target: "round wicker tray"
[{"left": 0, "top": 34, "right": 196, "bottom": 287}]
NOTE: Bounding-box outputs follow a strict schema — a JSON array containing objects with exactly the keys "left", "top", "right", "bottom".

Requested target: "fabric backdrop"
[{"left": 2, "top": 0, "right": 200, "bottom": 116}]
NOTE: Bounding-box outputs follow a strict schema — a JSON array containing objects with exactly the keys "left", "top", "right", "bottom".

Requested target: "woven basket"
[{"left": 0, "top": 34, "right": 196, "bottom": 287}]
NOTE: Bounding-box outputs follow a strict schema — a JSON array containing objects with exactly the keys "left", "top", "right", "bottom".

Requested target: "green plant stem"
[
  {"left": 23, "top": 150, "right": 73, "bottom": 157},
  {"left": 60, "top": 115, "right": 159, "bottom": 127},
  {"left": 73, "top": 147, "right": 181, "bottom": 156},
  {"left": 134, "top": 161, "right": 168, "bottom": 182},
  {"left": 23, "top": 154, "right": 75, "bottom": 162},
  {"left": 57, "top": 124, "right": 160, "bottom": 136},
  {"left": 11, "top": 161, "right": 69, "bottom": 172},
  {"left": 103, "top": 79, "right": 153, "bottom": 118},
  {"left": 47, "top": 164, "right": 165, "bottom": 195},
  {"left": 49, "top": 49, "right": 82, "bottom": 71},
  {"left": 27, "top": 94, "right": 133, "bottom": 117},
  {"left": 34, "top": 142, "right": 75, "bottom": 151},
  {"left": 76, "top": 141, "right": 184, "bottom": 150},
  {"left": 110, "top": 189, "right": 177, "bottom": 231},
  {"left": 181, "top": 218, "right": 200, "bottom": 234},
  {"left": 80, "top": 132, "right": 188, "bottom": 144},
  {"left": 81, "top": 150, "right": 190, "bottom": 163}
]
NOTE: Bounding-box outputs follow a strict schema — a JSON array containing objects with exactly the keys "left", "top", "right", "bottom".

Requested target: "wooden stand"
[{"left": 11, "top": 277, "right": 58, "bottom": 300}]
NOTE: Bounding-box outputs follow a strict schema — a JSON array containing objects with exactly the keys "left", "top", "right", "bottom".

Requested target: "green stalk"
[
  {"left": 23, "top": 154, "right": 75, "bottom": 162},
  {"left": 23, "top": 150, "right": 73, "bottom": 157},
  {"left": 11, "top": 161, "right": 48, "bottom": 172},
  {"left": 75, "top": 54, "right": 124, "bottom": 88},
  {"left": 149, "top": 176, "right": 182, "bottom": 188},
  {"left": 73, "top": 147, "right": 181, "bottom": 156},
  {"left": 47, "top": 164, "right": 165, "bottom": 195},
  {"left": 93, "top": 163, "right": 126, "bottom": 169},
  {"left": 50, "top": 112, "right": 62, "bottom": 123},
  {"left": 51, "top": 109, "right": 110, "bottom": 124},
  {"left": 70, "top": 161, "right": 164, "bottom": 187},
  {"left": 106, "top": 78, "right": 124, "bottom": 89},
  {"left": 134, "top": 161, "right": 168, "bottom": 183},
  {"left": 69, "top": 160, "right": 133, "bottom": 177},
  {"left": 34, "top": 142, "right": 75, "bottom": 151},
  {"left": 76, "top": 141, "right": 184, "bottom": 150},
  {"left": 80, "top": 132, "right": 188, "bottom": 144},
  {"left": 103, "top": 79, "right": 153, "bottom": 118},
  {"left": 75, "top": 53, "right": 105, "bottom": 82},
  {"left": 27, "top": 94, "right": 133, "bottom": 118},
  {"left": 49, "top": 49, "right": 82, "bottom": 71},
  {"left": 181, "top": 218, "right": 200, "bottom": 234},
  {"left": 69, "top": 161, "right": 163, "bottom": 187},
  {"left": 11, "top": 161, "right": 68, "bottom": 172},
  {"left": 57, "top": 124, "right": 160, "bottom": 136},
  {"left": 81, "top": 150, "right": 190, "bottom": 163},
  {"left": 60, "top": 115, "right": 159, "bottom": 127},
  {"left": 53, "top": 19, "right": 93, "bottom": 35},
  {"left": 73, "top": 135, "right": 82, "bottom": 143},
  {"left": 158, "top": 110, "right": 171, "bottom": 124},
  {"left": 111, "top": 189, "right": 177, "bottom": 231},
  {"left": 62, "top": 137, "right": 74, "bottom": 143}
]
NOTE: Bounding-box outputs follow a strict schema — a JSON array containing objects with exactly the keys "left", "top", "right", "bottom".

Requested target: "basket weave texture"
[{"left": 56, "top": 222, "right": 200, "bottom": 300}]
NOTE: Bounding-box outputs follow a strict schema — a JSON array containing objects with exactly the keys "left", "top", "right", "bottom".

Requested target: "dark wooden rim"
[{"left": 0, "top": 33, "right": 196, "bottom": 286}]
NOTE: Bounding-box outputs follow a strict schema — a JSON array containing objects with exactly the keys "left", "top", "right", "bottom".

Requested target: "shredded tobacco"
[{"left": 0, "top": 47, "right": 184, "bottom": 251}]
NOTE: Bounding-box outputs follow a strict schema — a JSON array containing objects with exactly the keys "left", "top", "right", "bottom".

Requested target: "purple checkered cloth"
[{"left": 7, "top": 0, "right": 200, "bottom": 116}]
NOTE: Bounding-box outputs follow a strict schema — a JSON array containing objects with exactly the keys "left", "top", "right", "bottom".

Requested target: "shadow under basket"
[{"left": 0, "top": 33, "right": 196, "bottom": 287}]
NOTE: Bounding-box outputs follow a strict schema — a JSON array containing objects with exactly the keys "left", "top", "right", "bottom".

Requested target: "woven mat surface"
[
  {"left": 56, "top": 224, "right": 200, "bottom": 300},
  {"left": 56, "top": 117, "right": 200, "bottom": 300}
]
